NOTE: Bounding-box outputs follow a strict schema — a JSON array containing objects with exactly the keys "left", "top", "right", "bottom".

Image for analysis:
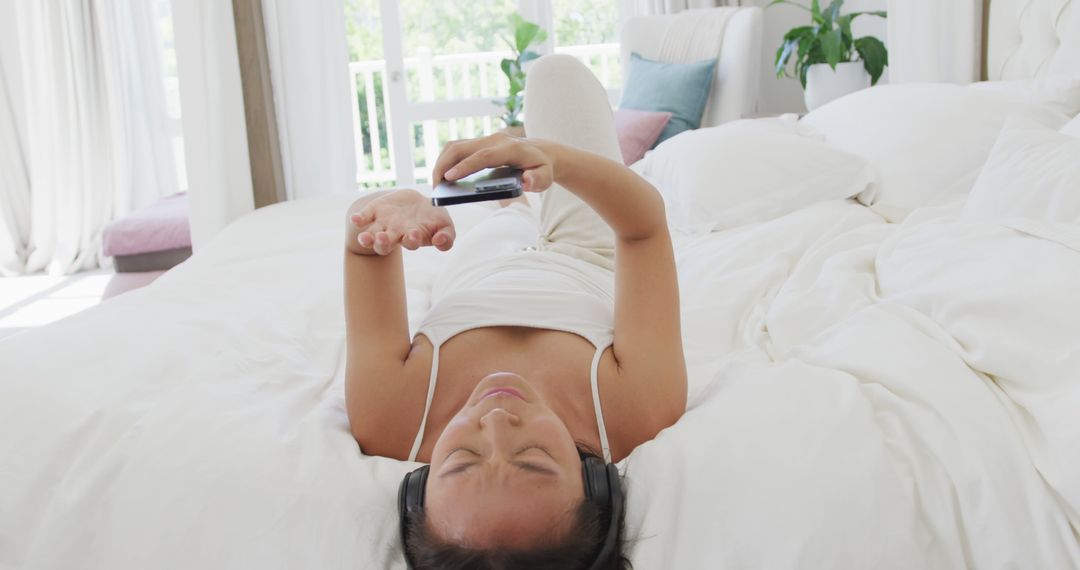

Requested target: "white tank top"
[{"left": 408, "top": 250, "right": 615, "bottom": 463}]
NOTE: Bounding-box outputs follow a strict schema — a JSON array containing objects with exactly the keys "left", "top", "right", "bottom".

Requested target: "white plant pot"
[{"left": 804, "top": 62, "right": 871, "bottom": 111}]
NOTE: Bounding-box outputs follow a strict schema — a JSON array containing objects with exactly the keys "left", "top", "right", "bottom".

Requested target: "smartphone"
[{"left": 431, "top": 167, "right": 524, "bottom": 206}]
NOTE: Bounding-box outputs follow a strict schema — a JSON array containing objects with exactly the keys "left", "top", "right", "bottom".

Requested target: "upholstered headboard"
[
  {"left": 987, "top": 0, "right": 1080, "bottom": 79},
  {"left": 620, "top": 7, "right": 763, "bottom": 127}
]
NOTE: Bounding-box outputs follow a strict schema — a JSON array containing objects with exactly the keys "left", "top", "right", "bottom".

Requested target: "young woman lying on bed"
[{"left": 343, "top": 54, "right": 687, "bottom": 570}]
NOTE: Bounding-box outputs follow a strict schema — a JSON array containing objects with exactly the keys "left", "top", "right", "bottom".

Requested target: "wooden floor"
[{"left": 0, "top": 269, "right": 165, "bottom": 341}]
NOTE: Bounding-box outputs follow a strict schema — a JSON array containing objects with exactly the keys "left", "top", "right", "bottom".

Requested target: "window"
[
  {"left": 343, "top": 0, "right": 621, "bottom": 188},
  {"left": 552, "top": 0, "right": 622, "bottom": 87}
]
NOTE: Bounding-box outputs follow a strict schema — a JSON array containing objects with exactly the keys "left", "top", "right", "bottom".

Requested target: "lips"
[{"left": 480, "top": 387, "right": 525, "bottom": 401}]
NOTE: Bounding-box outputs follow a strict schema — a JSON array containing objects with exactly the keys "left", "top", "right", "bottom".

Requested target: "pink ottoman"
[{"left": 102, "top": 192, "right": 192, "bottom": 273}]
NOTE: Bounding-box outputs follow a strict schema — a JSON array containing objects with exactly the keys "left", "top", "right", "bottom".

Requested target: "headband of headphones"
[{"left": 398, "top": 456, "right": 622, "bottom": 569}]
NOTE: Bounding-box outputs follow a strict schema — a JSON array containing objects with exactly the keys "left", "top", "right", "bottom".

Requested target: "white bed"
[{"left": 4, "top": 3, "right": 1080, "bottom": 569}]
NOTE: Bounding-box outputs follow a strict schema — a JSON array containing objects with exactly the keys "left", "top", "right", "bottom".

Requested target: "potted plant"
[
  {"left": 770, "top": 0, "right": 888, "bottom": 111},
  {"left": 494, "top": 13, "right": 547, "bottom": 136}
]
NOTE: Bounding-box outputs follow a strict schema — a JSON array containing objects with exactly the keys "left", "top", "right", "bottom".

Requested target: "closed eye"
[{"left": 439, "top": 446, "right": 559, "bottom": 478}]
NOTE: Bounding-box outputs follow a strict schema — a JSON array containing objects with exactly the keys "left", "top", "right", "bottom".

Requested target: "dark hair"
[{"left": 402, "top": 445, "right": 631, "bottom": 570}]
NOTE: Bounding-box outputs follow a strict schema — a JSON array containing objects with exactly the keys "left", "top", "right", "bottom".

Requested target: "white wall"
[{"left": 747, "top": 0, "right": 888, "bottom": 114}]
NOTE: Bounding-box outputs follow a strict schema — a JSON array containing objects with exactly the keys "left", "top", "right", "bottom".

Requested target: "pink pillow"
[
  {"left": 102, "top": 192, "right": 191, "bottom": 257},
  {"left": 613, "top": 108, "right": 673, "bottom": 165}
]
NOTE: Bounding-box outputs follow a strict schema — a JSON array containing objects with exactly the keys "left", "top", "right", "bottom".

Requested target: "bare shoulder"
[
  {"left": 345, "top": 335, "right": 435, "bottom": 460},
  {"left": 596, "top": 347, "right": 687, "bottom": 462}
]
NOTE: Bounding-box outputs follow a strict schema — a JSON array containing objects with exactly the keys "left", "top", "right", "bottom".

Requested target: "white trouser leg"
[{"left": 524, "top": 54, "right": 621, "bottom": 271}]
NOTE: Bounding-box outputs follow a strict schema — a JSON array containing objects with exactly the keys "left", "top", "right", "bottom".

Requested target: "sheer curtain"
[
  {"left": 171, "top": 0, "right": 254, "bottom": 251},
  {"left": 1, "top": 0, "right": 176, "bottom": 276},
  {"left": 0, "top": 60, "right": 30, "bottom": 277},
  {"left": 262, "top": 0, "right": 356, "bottom": 200},
  {"left": 887, "top": 0, "right": 982, "bottom": 84},
  {"left": 622, "top": 0, "right": 740, "bottom": 17}
]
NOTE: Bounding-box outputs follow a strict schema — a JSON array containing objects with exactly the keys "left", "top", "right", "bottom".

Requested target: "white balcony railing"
[{"left": 348, "top": 43, "right": 621, "bottom": 187}]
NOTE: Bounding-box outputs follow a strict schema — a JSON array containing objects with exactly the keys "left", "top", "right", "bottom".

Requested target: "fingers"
[
  {"left": 350, "top": 208, "right": 375, "bottom": 227},
  {"left": 443, "top": 143, "right": 522, "bottom": 182},
  {"left": 432, "top": 133, "right": 523, "bottom": 184},
  {"left": 401, "top": 228, "right": 423, "bottom": 251},
  {"left": 521, "top": 167, "right": 553, "bottom": 193},
  {"left": 432, "top": 225, "right": 456, "bottom": 252},
  {"left": 372, "top": 228, "right": 402, "bottom": 256},
  {"left": 431, "top": 136, "right": 494, "bottom": 185},
  {"left": 357, "top": 231, "right": 376, "bottom": 249}
]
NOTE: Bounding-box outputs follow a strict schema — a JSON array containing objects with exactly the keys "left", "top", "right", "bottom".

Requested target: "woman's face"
[{"left": 424, "top": 372, "right": 585, "bottom": 549}]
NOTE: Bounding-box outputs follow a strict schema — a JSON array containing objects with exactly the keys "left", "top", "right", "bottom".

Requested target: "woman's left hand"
[{"left": 431, "top": 133, "right": 557, "bottom": 193}]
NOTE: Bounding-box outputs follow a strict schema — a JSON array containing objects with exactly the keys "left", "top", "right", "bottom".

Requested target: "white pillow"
[
  {"left": 632, "top": 117, "right": 875, "bottom": 234},
  {"left": 962, "top": 115, "right": 1080, "bottom": 224},
  {"left": 969, "top": 75, "right": 1080, "bottom": 117},
  {"left": 801, "top": 83, "right": 1076, "bottom": 222}
]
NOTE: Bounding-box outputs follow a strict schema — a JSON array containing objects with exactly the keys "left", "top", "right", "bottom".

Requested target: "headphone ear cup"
[
  {"left": 605, "top": 462, "right": 623, "bottom": 532},
  {"left": 582, "top": 458, "right": 623, "bottom": 570},
  {"left": 581, "top": 456, "right": 608, "bottom": 503},
  {"left": 398, "top": 465, "right": 430, "bottom": 570}
]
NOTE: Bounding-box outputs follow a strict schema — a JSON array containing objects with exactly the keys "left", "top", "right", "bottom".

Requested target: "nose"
[
  {"left": 480, "top": 407, "right": 521, "bottom": 428},
  {"left": 479, "top": 408, "right": 521, "bottom": 459}
]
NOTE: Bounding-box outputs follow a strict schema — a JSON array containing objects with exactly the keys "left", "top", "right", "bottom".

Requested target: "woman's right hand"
[
  {"left": 349, "top": 189, "right": 456, "bottom": 255},
  {"left": 431, "top": 132, "right": 558, "bottom": 194}
]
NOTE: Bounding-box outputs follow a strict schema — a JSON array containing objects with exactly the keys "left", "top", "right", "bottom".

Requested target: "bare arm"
[
  {"left": 544, "top": 143, "right": 688, "bottom": 435},
  {"left": 433, "top": 134, "right": 688, "bottom": 437},
  {"left": 343, "top": 189, "right": 457, "bottom": 458}
]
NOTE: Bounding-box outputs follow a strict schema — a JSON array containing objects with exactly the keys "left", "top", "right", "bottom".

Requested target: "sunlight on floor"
[{"left": 0, "top": 269, "right": 164, "bottom": 340}]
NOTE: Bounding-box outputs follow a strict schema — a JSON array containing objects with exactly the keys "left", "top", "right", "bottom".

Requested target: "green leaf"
[
  {"left": 854, "top": 36, "right": 888, "bottom": 85},
  {"left": 820, "top": 28, "right": 844, "bottom": 68},
  {"left": 805, "top": 38, "right": 825, "bottom": 67},
  {"left": 775, "top": 25, "right": 813, "bottom": 77},
  {"left": 810, "top": 0, "right": 822, "bottom": 21},
  {"left": 822, "top": 0, "right": 844, "bottom": 28},
  {"left": 783, "top": 25, "right": 814, "bottom": 42},
  {"left": 520, "top": 50, "right": 541, "bottom": 64},
  {"left": 797, "top": 33, "right": 815, "bottom": 61},
  {"left": 798, "top": 60, "right": 811, "bottom": 88},
  {"left": 508, "top": 75, "right": 524, "bottom": 96},
  {"left": 514, "top": 20, "right": 541, "bottom": 53},
  {"left": 766, "top": 0, "right": 812, "bottom": 12},
  {"left": 837, "top": 14, "right": 853, "bottom": 45},
  {"left": 776, "top": 39, "right": 796, "bottom": 77},
  {"left": 500, "top": 58, "right": 516, "bottom": 80}
]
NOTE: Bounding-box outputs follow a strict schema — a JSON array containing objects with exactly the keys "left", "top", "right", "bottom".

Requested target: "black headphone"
[{"left": 398, "top": 456, "right": 624, "bottom": 569}]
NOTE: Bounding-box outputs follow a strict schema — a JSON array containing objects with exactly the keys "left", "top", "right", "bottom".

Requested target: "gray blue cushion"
[{"left": 618, "top": 52, "right": 717, "bottom": 146}]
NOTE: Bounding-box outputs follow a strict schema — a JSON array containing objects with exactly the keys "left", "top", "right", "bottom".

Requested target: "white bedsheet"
[{"left": 2, "top": 191, "right": 1078, "bottom": 569}]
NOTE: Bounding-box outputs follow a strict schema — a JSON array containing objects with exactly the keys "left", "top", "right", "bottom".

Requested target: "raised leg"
[{"left": 524, "top": 54, "right": 621, "bottom": 271}]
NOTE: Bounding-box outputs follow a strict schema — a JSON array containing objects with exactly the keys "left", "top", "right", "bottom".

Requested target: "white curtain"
[
  {"left": 171, "top": 0, "right": 254, "bottom": 250},
  {"left": 622, "top": 0, "right": 738, "bottom": 17},
  {"left": 2, "top": 0, "right": 176, "bottom": 276},
  {"left": 887, "top": 0, "right": 983, "bottom": 84},
  {"left": 0, "top": 58, "right": 30, "bottom": 277},
  {"left": 262, "top": 0, "right": 357, "bottom": 200}
]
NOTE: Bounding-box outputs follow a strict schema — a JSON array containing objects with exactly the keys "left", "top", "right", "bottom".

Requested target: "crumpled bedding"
[{"left": 1, "top": 190, "right": 1077, "bottom": 569}]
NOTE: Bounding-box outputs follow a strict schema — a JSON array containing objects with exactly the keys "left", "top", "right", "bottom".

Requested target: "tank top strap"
[
  {"left": 407, "top": 334, "right": 615, "bottom": 464},
  {"left": 407, "top": 342, "right": 441, "bottom": 462},
  {"left": 590, "top": 344, "right": 613, "bottom": 463}
]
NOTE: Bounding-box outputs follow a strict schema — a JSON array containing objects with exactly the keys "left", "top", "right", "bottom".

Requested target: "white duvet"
[{"left": 2, "top": 189, "right": 1079, "bottom": 569}]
